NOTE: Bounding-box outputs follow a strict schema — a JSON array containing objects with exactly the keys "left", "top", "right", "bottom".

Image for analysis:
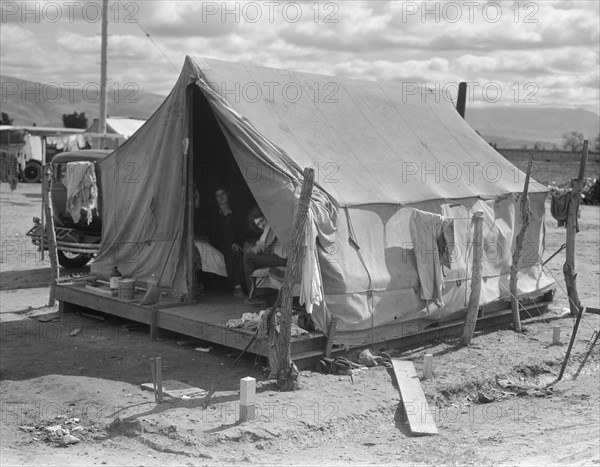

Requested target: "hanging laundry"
[
  {"left": 409, "top": 209, "right": 455, "bottom": 308},
  {"left": 299, "top": 207, "right": 323, "bottom": 314},
  {"left": 65, "top": 161, "right": 98, "bottom": 224},
  {"left": 1, "top": 152, "right": 19, "bottom": 191},
  {"left": 551, "top": 188, "right": 579, "bottom": 232}
]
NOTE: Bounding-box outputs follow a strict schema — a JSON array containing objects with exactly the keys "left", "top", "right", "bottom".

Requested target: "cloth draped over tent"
[{"left": 91, "top": 56, "right": 553, "bottom": 344}]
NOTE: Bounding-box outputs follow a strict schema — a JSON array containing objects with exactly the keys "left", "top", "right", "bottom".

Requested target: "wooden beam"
[
  {"left": 459, "top": 211, "right": 484, "bottom": 346},
  {"left": 391, "top": 359, "right": 438, "bottom": 435},
  {"left": 510, "top": 147, "right": 536, "bottom": 332},
  {"left": 563, "top": 140, "right": 588, "bottom": 317},
  {"left": 273, "top": 167, "right": 314, "bottom": 391}
]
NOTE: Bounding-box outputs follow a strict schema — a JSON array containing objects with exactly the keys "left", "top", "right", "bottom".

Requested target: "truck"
[{"left": 26, "top": 149, "right": 112, "bottom": 268}]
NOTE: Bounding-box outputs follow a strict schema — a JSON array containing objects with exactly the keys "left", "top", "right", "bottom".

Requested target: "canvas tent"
[{"left": 91, "top": 56, "right": 554, "bottom": 346}]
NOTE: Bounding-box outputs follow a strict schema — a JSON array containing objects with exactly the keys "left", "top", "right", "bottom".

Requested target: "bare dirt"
[{"left": 1, "top": 182, "right": 599, "bottom": 466}]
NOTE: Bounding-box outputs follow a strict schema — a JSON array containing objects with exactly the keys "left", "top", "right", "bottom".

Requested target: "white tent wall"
[
  {"left": 91, "top": 56, "right": 554, "bottom": 343},
  {"left": 318, "top": 191, "right": 553, "bottom": 344}
]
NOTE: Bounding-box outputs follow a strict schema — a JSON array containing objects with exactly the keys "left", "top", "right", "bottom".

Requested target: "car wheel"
[
  {"left": 23, "top": 161, "right": 42, "bottom": 183},
  {"left": 57, "top": 250, "right": 92, "bottom": 269}
]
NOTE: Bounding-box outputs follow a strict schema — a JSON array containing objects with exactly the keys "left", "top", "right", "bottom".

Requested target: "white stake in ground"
[{"left": 239, "top": 377, "right": 256, "bottom": 422}]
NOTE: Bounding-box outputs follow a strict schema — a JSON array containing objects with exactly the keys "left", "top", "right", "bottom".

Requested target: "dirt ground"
[{"left": 1, "top": 182, "right": 599, "bottom": 466}]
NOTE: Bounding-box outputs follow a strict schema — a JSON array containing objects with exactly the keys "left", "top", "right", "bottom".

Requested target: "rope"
[{"left": 117, "top": 0, "right": 179, "bottom": 72}]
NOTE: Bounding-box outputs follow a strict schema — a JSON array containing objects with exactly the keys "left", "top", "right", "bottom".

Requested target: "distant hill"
[
  {"left": 0, "top": 76, "right": 165, "bottom": 127},
  {"left": 2, "top": 75, "right": 598, "bottom": 150},
  {"left": 466, "top": 107, "right": 599, "bottom": 149}
]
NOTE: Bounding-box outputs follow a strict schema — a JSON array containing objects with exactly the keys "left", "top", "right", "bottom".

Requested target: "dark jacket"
[{"left": 210, "top": 207, "right": 246, "bottom": 252}]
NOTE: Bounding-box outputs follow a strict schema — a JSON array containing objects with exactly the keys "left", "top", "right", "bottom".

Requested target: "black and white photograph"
[{"left": 1, "top": 1, "right": 599, "bottom": 465}]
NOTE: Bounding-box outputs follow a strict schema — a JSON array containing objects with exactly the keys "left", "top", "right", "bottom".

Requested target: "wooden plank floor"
[
  {"left": 56, "top": 284, "right": 554, "bottom": 369},
  {"left": 55, "top": 283, "right": 326, "bottom": 362}
]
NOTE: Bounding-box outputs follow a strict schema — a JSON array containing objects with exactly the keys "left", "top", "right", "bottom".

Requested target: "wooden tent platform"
[
  {"left": 56, "top": 282, "right": 327, "bottom": 366},
  {"left": 56, "top": 282, "right": 554, "bottom": 370}
]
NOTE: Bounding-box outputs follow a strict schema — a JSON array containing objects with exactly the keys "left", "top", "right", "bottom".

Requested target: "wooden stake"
[
  {"left": 325, "top": 316, "right": 339, "bottom": 358},
  {"left": 150, "top": 306, "right": 158, "bottom": 340},
  {"left": 564, "top": 140, "right": 588, "bottom": 318},
  {"left": 43, "top": 164, "right": 59, "bottom": 307},
  {"left": 552, "top": 326, "right": 561, "bottom": 345},
  {"left": 40, "top": 172, "right": 45, "bottom": 261},
  {"left": 423, "top": 354, "right": 433, "bottom": 380},
  {"left": 150, "top": 358, "right": 157, "bottom": 401},
  {"left": 273, "top": 167, "right": 315, "bottom": 391},
  {"left": 460, "top": 211, "right": 484, "bottom": 346},
  {"left": 239, "top": 377, "right": 256, "bottom": 422},
  {"left": 155, "top": 357, "right": 163, "bottom": 403},
  {"left": 510, "top": 147, "right": 536, "bottom": 333}
]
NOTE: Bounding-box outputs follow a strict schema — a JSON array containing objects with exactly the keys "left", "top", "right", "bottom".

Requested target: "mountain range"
[{"left": 1, "top": 75, "right": 598, "bottom": 149}]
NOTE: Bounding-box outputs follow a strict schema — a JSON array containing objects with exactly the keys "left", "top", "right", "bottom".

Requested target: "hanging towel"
[
  {"left": 65, "top": 161, "right": 98, "bottom": 224},
  {"left": 299, "top": 208, "right": 323, "bottom": 314},
  {"left": 409, "top": 209, "right": 454, "bottom": 307},
  {"left": 551, "top": 188, "right": 579, "bottom": 231}
]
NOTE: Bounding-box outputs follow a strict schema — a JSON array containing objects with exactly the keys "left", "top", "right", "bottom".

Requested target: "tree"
[
  {"left": 1, "top": 112, "right": 13, "bottom": 125},
  {"left": 562, "top": 131, "right": 585, "bottom": 152},
  {"left": 594, "top": 133, "right": 600, "bottom": 153},
  {"left": 62, "top": 111, "right": 88, "bottom": 129}
]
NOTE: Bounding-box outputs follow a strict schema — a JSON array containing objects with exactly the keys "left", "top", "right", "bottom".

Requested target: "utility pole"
[{"left": 98, "top": 0, "right": 108, "bottom": 146}]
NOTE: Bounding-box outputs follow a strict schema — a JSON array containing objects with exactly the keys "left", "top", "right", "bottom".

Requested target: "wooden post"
[
  {"left": 509, "top": 147, "right": 536, "bottom": 333},
  {"left": 150, "top": 306, "right": 158, "bottom": 340},
  {"left": 150, "top": 358, "right": 157, "bottom": 402},
  {"left": 43, "top": 164, "right": 59, "bottom": 307},
  {"left": 155, "top": 357, "right": 163, "bottom": 403},
  {"left": 239, "top": 377, "right": 256, "bottom": 422},
  {"left": 273, "top": 167, "right": 314, "bottom": 391},
  {"left": 423, "top": 354, "right": 433, "bottom": 380},
  {"left": 552, "top": 326, "right": 561, "bottom": 345},
  {"left": 564, "top": 140, "right": 588, "bottom": 318},
  {"left": 40, "top": 172, "right": 46, "bottom": 261},
  {"left": 456, "top": 82, "right": 467, "bottom": 119},
  {"left": 460, "top": 211, "right": 484, "bottom": 346},
  {"left": 324, "top": 316, "right": 339, "bottom": 358}
]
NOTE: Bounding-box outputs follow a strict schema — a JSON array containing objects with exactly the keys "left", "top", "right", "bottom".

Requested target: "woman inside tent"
[{"left": 208, "top": 186, "right": 246, "bottom": 298}]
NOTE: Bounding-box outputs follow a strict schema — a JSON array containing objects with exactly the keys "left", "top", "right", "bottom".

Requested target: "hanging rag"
[
  {"left": 409, "top": 209, "right": 455, "bottom": 308},
  {"left": 1, "top": 152, "right": 19, "bottom": 191},
  {"left": 65, "top": 161, "right": 98, "bottom": 224},
  {"left": 299, "top": 207, "right": 323, "bottom": 314},
  {"left": 551, "top": 188, "right": 579, "bottom": 231}
]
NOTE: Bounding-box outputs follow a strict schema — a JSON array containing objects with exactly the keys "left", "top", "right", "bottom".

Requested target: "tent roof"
[{"left": 190, "top": 56, "right": 547, "bottom": 206}]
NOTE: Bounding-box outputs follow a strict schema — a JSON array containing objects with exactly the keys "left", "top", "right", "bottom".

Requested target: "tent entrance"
[{"left": 188, "top": 84, "right": 260, "bottom": 294}]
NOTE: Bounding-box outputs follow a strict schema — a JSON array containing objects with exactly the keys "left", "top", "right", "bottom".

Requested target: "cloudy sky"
[{"left": 1, "top": 0, "right": 599, "bottom": 113}]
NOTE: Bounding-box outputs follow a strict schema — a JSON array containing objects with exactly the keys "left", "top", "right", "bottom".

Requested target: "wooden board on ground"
[
  {"left": 140, "top": 380, "right": 208, "bottom": 399},
  {"left": 391, "top": 359, "right": 438, "bottom": 436}
]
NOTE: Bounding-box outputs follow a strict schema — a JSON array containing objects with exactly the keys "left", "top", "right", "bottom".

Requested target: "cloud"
[{"left": 0, "top": 0, "right": 598, "bottom": 114}]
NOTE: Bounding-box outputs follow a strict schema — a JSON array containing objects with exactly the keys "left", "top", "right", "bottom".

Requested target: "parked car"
[{"left": 26, "top": 149, "right": 112, "bottom": 268}]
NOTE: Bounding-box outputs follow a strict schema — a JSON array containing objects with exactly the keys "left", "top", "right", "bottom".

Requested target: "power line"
[
  {"left": 117, "top": 0, "right": 179, "bottom": 73},
  {"left": 135, "top": 21, "right": 179, "bottom": 73}
]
